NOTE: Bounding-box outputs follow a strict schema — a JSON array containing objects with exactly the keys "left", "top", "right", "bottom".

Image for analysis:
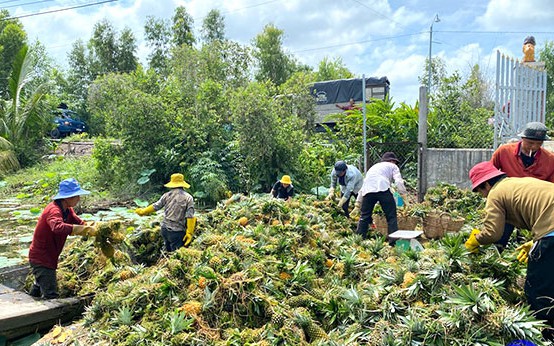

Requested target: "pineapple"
[
  {"left": 238, "top": 217, "right": 248, "bottom": 226},
  {"left": 402, "top": 272, "right": 417, "bottom": 288},
  {"left": 209, "top": 256, "right": 222, "bottom": 267},
  {"left": 482, "top": 313, "right": 501, "bottom": 338},
  {"left": 198, "top": 276, "right": 207, "bottom": 289},
  {"left": 287, "top": 294, "right": 315, "bottom": 307},
  {"left": 292, "top": 308, "right": 327, "bottom": 342},
  {"left": 119, "top": 269, "right": 133, "bottom": 281},
  {"left": 271, "top": 311, "right": 286, "bottom": 328},
  {"left": 451, "top": 272, "right": 466, "bottom": 285},
  {"left": 178, "top": 301, "right": 202, "bottom": 316}
]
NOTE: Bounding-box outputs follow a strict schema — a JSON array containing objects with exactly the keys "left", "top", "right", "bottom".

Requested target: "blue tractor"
[{"left": 50, "top": 108, "right": 88, "bottom": 139}]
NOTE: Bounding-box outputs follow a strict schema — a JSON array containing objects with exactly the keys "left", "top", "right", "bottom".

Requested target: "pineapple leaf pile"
[{"left": 41, "top": 194, "right": 548, "bottom": 345}]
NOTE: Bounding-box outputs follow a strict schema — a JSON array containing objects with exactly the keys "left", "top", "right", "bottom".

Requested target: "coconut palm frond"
[
  {"left": 0, "top": 136, "right": 20, "bottom": 174},
  {"left": 0, "top": 45, "right": 47, "bottom": 145}
]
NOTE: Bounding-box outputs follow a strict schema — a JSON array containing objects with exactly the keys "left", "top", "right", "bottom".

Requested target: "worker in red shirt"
[
  {"left": 28, "top": 178, "right": 97, "bottom": 299},
  {"left": 491, "top": 122, "right": 554, "bottom": 250}
]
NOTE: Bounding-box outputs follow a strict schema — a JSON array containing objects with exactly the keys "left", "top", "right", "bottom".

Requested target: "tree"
[
  {"left": 229, "top": 81, "right": 304, "bottom": 191},
  {"left": 66, "top": 19, "right": 138, "bottom": 108},
  {"left": 315, "top": 56, "right": 354, "bottom": 81},
  {"left": 0, "top": 45, "right": 48, "bottom": 167},
  {"left": 144, "top": 16, "right": 171, "bottom": 72},
  {"left": 201, "top": 9, "right": 225, "bottom": 44},
  {"left": 252, "top": 24, "right": 296, "bottom": 86},
  {"left": 89, "top": 19, "right": 137, "bottom": 74},
  {"left": 0, "top": 10, "right": 27, "bottom": 99},
  {"left": 538, "top": 41, "right": 554, "bottom": 129},
  {"left": 117, "top": 28, "right": 138, "bottom": 73},
  {"left": 463, "top": 64, "right": 493, "bottom": 110},
  {"left": 419, "top": 56, "right": 446, "bottom": 94},
  {"left": 66, "top": 39, "right": 93, "bottom": 107},
  {"left": 428, "top": 70, "right": 493, "bottom": 148},
  {"left": 172, "top": 6, "right": 195, "bottom": 47}
]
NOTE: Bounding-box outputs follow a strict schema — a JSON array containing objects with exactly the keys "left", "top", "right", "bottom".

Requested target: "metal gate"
[{"left": 494, "top": 50, "right": 547, "bottom": 148}]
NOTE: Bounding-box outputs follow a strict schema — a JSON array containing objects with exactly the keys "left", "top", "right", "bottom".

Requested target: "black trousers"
[
  {"left": 161, "top": 226, "right": 186, "bottom": 252},
  {"left": 526, "top": 236, "right": 554, "bottom": 325},
  {"left": 356, "top": 190, "right": 397, "bottom": 239},
  {"left": 30, "top": 262, "right": 59, "bottom": 299}
]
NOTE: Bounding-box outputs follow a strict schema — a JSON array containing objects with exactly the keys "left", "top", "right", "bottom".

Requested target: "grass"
[{"left": 0, "top": 155, "right": 117, "bottom": 207}]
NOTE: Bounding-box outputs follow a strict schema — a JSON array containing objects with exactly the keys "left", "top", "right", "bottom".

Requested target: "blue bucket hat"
[{"left": 52, "top": 178, "right": 90, "bottom": 200}]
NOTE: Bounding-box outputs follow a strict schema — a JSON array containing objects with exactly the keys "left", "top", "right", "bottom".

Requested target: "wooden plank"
[{"left": 0, "top": 284, "right": 91, "bottom": 340}]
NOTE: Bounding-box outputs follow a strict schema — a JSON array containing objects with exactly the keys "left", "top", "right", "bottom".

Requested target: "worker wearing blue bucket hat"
[{"left": 28, "top": 178, "right": 97, "bottom": 299}]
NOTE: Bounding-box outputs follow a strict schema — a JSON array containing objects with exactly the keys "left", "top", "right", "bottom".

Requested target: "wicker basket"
[
  {"left": 398, "top": 215, "right": 420, "bottom": 230},
  {"left": 446, "top": 217, "right": 465, "bottom": 233},
  {"left": 422, "top": 213, "right": 449, "bottom": 239},
  {"left": 372, "top": 215, "right": 389, "bottom": 236}
]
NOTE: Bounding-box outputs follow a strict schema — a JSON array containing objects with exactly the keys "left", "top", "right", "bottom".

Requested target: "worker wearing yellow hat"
[
  {"left": 271, "top": 175, "right": 294, "bottom": 201},
  {"left": 135, "top": 173, "right": 196, "bottom": 251}
]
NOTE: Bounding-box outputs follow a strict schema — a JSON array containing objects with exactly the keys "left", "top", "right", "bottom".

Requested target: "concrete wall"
[
  {"left": 425, "top": 141, "right": 554, "bottom": 190},
  {"left": 426, "top": 148, "right": 493, "bottom": 190}
]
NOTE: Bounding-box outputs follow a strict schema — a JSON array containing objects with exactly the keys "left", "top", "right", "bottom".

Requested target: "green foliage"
[
  {"left": 253, "top": 24, "right": 296, "bottom": 86},
  {"left": 0, "top": 155, "right": 104, "bottom": 205},
  {"left": 172, "top": 6, "right": 195, "bottom": 47},
  {"left": 334, "top": 98, "right": 419, "bottom": 150},
  {"left": 144, "top": 16, "right": 171, "bottom": 73},
  {"left": 315, "top": 56, "right": 353, "bottom": 81},
  {"left": 201, "top": 9, "right": 225, "bottom": 44},
  {"left": 66, "top": 19, "right": 138, "bottom": 107},
  {"left": 0, "top": 10, "right": 27, "bottom": 98},
  {"left": 0, "top": 45, "right": 50, "bottom": 167},
  {"left": 229, "top": 81, "right": 305, "bottom": 192},
  {"left": 294, "top": 132, "right": 349, "bottom": 192},
  {"left": 538, "top": 40, "right": 554, "bottom": 129},
  {"left": 428, "top": 69, "right": 494, "bottom": 149},
  {"left": 279, "top": 71, "right": 317, "bottom": 132},
  {"left": 91, "top": 90, "right": 172, "bottom": 196},
  {"left": 188, "top": 153, "right": 229, "bottom": 205}
]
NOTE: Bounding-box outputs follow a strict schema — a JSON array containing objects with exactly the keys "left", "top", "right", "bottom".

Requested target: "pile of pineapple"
[{"left": 43, "top": 194, "right": 549, "bottom": 345}]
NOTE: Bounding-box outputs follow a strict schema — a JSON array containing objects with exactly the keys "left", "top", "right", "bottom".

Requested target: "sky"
[{"left": 5, "top": 0, "right": 554, "bottom": 105}]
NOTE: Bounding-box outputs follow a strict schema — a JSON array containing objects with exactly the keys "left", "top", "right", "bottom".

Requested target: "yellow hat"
[
  {"left": 164, "top": 173, "right": 190, "bottom": 189},
  {"left": 280, "top": 175, "right": 292, "bottom": 185}
]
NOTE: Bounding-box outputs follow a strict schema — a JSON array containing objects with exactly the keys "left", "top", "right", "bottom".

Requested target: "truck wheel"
[{"left": 50, "top": 128, "right": 61, "bottom": 139}]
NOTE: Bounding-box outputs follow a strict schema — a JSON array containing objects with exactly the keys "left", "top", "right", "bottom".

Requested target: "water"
[{"left": 0, "top": 200, "right": 146, "bottom": 269}]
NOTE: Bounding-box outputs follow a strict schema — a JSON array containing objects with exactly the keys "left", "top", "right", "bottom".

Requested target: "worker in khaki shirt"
[
  {"left": 491, "top": 122, "right": 554, "bottom": 250},
  {"left": 136, "top": 173, "right": 196, "bottom": 252},
  {"left": 465, "top": 161, "right": 554, "bottom": 340}
]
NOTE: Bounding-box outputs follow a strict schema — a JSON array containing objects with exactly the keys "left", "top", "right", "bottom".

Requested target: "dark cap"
[
  {"left": 334, "top": 160, "right": 347, "bottom": 172},
  {"left": 381, "top": 152, "right": 400, "bottom": 163},
  {"left": 518, "top": 122, "right": 549, "bottom": 140},
  {"left": 523, "top": 36, "right": 536, "bottom": 46}
]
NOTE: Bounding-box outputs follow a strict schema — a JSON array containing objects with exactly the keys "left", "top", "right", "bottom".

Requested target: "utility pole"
[{"left": 427, "top": 14, "right": 440, "bottom": 95}]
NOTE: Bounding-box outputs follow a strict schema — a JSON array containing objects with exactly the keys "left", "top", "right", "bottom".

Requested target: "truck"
[{"left": 309, "top": 76, "right": 390, "bottom": 132}]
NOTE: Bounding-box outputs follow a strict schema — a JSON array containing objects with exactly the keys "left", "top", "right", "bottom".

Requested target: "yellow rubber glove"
[
  {"left": 516, "top": 240, "right": 533, "bottom": 263},
  {"left": 464, "top": 228, "right": 481, "bottom": 253},
  {"left": 135, "top": 205, "right": 155, "bottom": 216},
  {"left": 337, "top": 196, "right": 348, "bottom": 208},
  {"left": 183, "top": 217, "right": 197, "bottom": 246},
  {"left": 72, "top": 224, "right": 98, "bottom": 237},
  {"left": 325, "top": 187, "right": 335, "bottom": 201}
]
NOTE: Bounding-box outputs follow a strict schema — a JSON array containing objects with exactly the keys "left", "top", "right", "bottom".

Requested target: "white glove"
[
  {"left": 337, "top": 196, "right": 348, "bottom": 208},
  {"left": 325, "top": 187, "right": 335, "bottom": 200}
]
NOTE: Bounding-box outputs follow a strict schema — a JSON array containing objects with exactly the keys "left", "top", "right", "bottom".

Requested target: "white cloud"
[{"left": 11, "top": 0, "right": 554, "bottom": 105}]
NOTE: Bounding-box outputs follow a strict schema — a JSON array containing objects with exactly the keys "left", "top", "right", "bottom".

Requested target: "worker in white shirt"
[{"left": 354, "top": 152, "right": 407, "bottom": 244}]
